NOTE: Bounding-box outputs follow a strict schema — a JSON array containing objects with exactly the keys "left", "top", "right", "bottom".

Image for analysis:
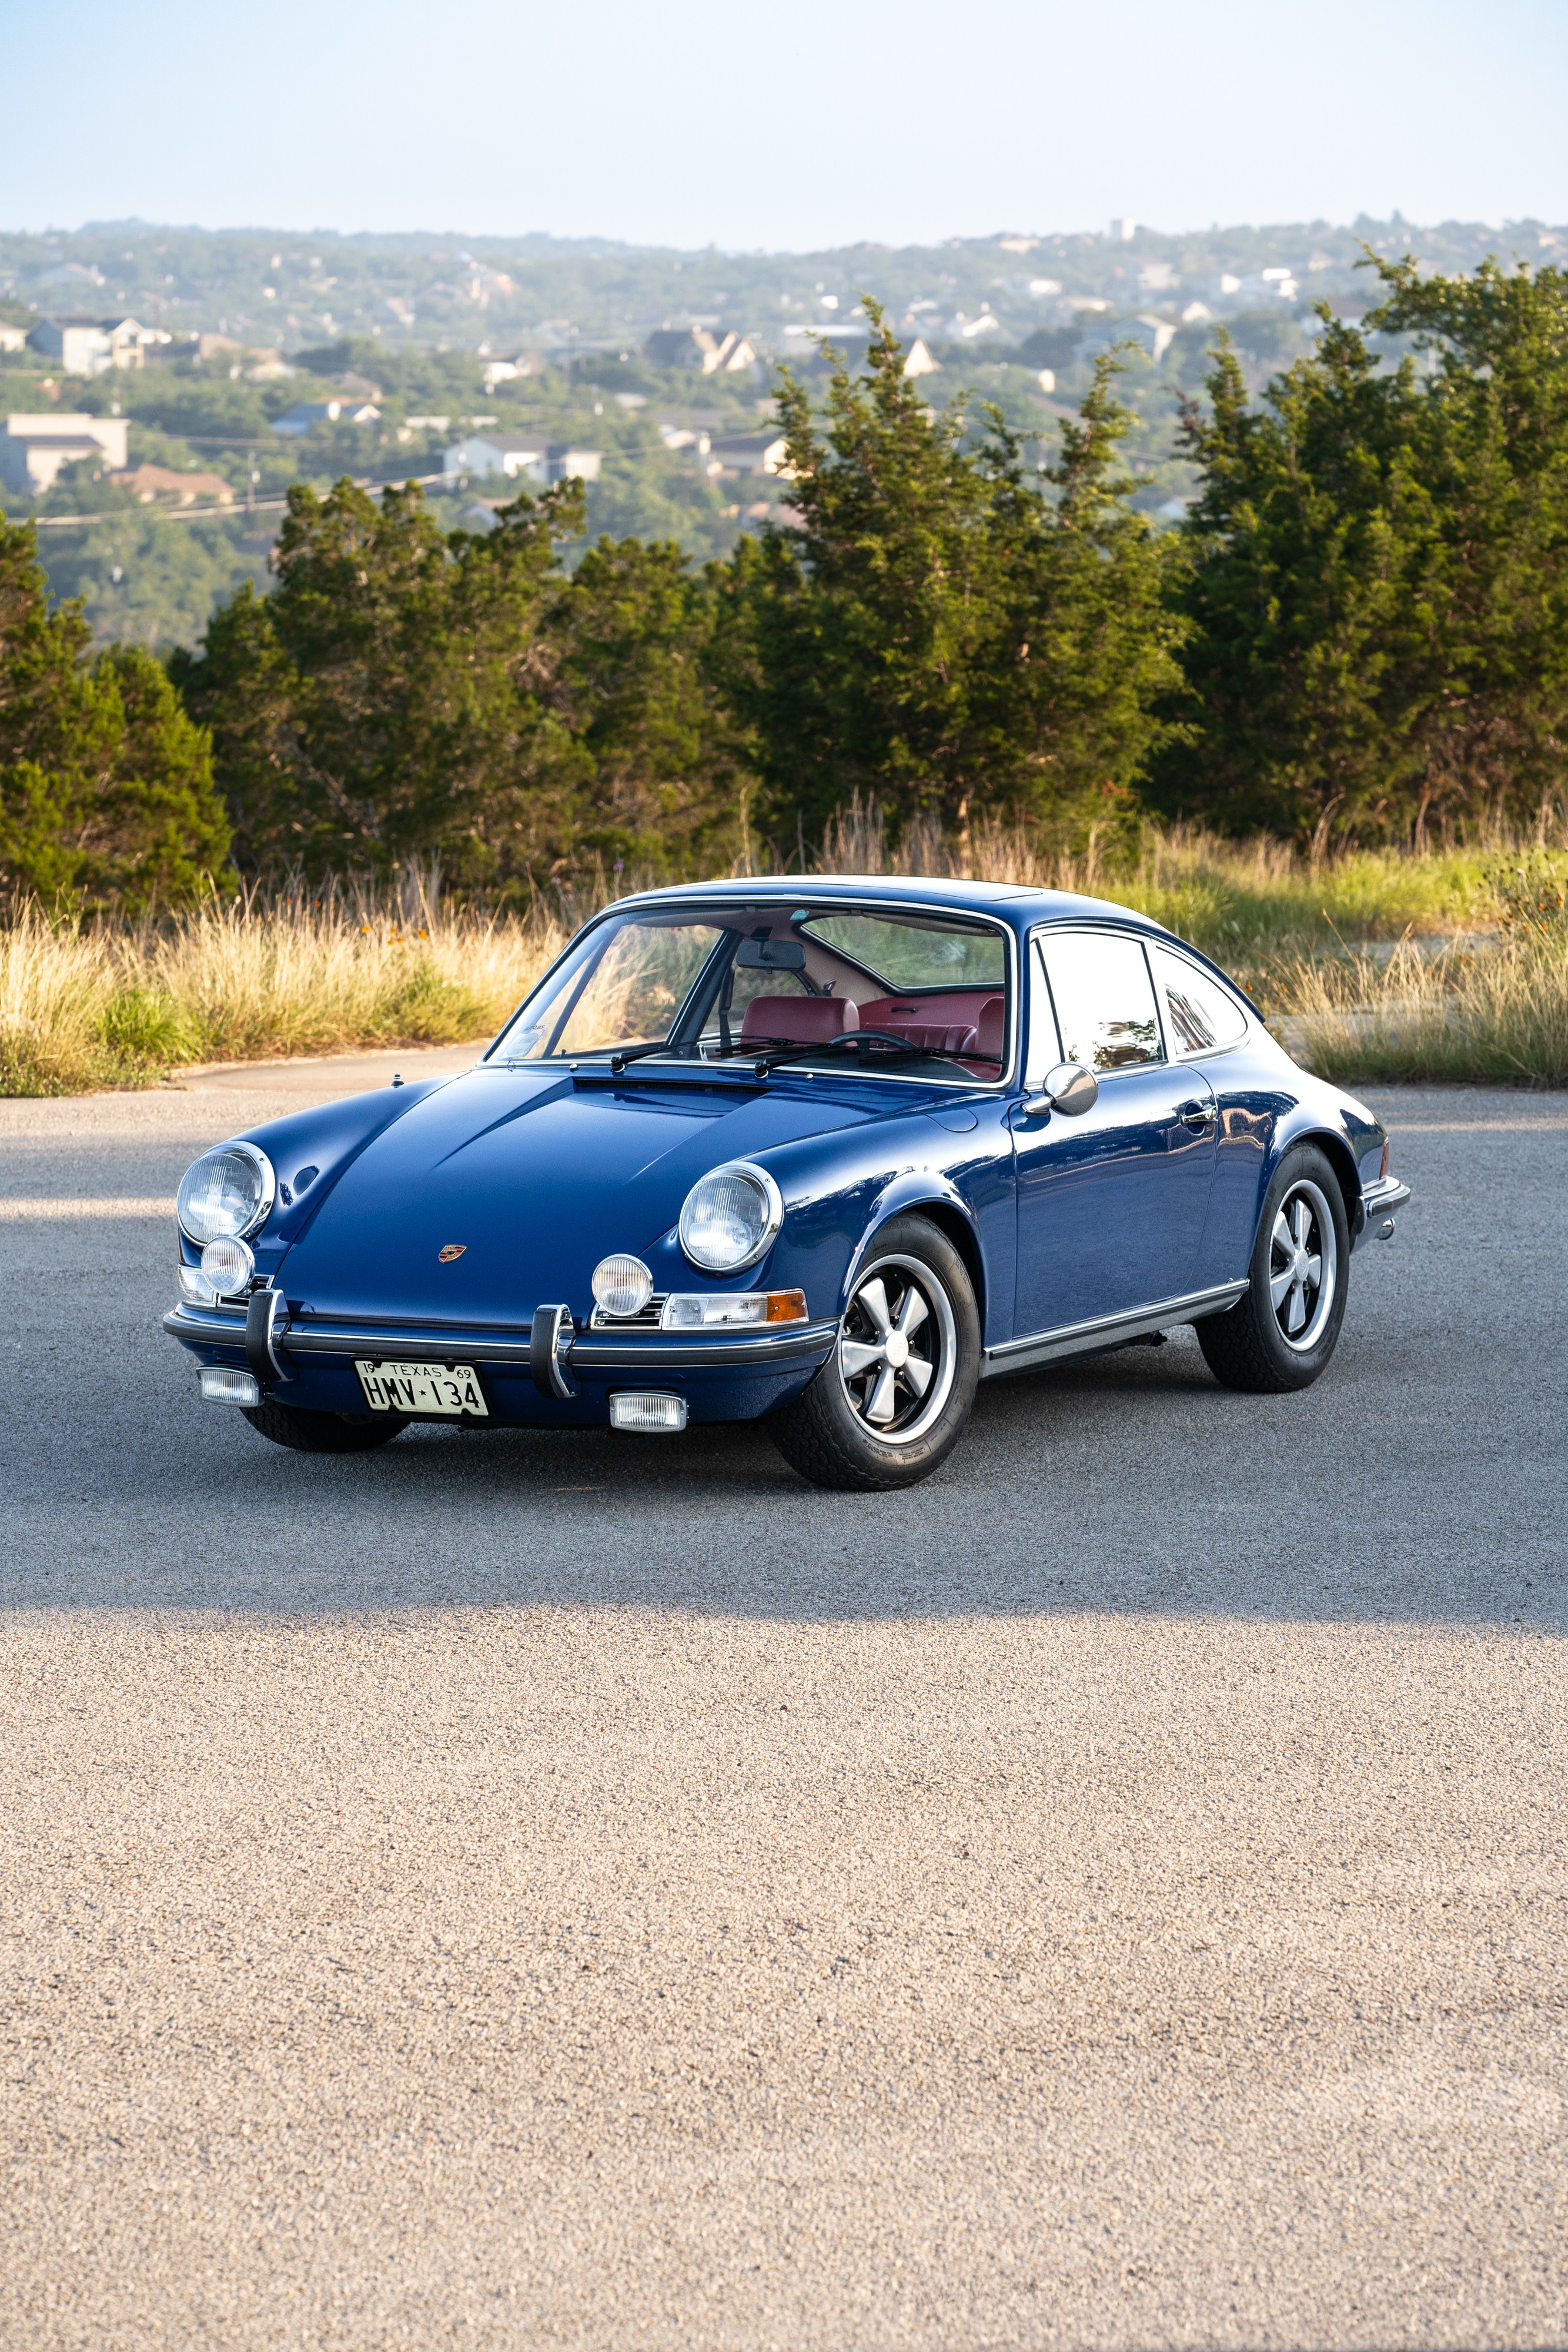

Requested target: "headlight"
[
  {"left": 592, "top": 1254, "right": 654, "bottom": 1318},
  {"left": 176, "top": 1142, "right": 275, "bottom": 1245},
  {"left": 677, "top": 1161, "right": 783, "bottom": 1273}
]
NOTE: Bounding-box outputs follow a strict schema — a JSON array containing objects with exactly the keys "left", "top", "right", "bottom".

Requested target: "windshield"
[{"left": 489, "top": 901, "right": 1012, "bottom": 1081}]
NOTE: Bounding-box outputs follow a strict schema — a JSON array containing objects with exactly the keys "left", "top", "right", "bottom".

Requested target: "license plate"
[{"left": 355, "top": 1359, "right": 489, "bottom": 1416}]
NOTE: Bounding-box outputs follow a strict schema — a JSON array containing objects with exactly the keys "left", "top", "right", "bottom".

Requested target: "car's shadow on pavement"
[{"left": 8, "top": 1290, "right": 1562, "bottom": 1631}]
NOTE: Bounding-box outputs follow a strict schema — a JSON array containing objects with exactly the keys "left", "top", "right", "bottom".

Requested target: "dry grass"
[
  {"left": 1278, "top": 930, "right": 1568, "bottom": 1088},
  {"left": 822, "top": 803, "right": 1509, "bottom": 964},
  {"left": 0, "top": 893, "right": 566, "bottom": 1097},
  {"left": 3, "top": 823, "right": 1566, "bottom": 1094}
]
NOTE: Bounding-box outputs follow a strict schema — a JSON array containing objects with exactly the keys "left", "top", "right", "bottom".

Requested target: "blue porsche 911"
[{"left": 163, "top": 876, "right": 1410, "bottom": 1489}]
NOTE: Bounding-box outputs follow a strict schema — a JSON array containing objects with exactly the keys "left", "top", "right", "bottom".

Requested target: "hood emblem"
[{"left": 438, "top": 1243, "right": 467, "bottom": 1263}]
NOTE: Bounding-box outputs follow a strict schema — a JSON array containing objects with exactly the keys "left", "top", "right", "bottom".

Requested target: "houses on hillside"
[
  {"left": 642, "top": 326, "right": 758, "bottom": 375},
  {"left": 272, "top": 397, "right": 382, "bottom": 435},
  {"left": 442, "top": 433, "right": 602, "bottom": 485},
  {"left": 26, "top": 315, "right": 158, "bottom": 375},
  {"left": 0, "top": 412, "right": 129, "bottom": 493},
  {"left": 108, "top": 463, "right": 235, "bottom": 506}
]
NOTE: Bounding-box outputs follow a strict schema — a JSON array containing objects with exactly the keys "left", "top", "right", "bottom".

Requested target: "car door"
[
  {"left": 1011, "top": 928, "right": 1218, "bottom": 1339},
  {"left": 1145, "top": 940, "right": 1268, "bottom": 1289}
]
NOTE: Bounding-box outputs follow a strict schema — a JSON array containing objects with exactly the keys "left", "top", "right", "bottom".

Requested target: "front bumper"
[
  {"left": 161, "top": 1299, "right": 839, "bottom": 1425},
  {"left": 1356, "top": 1173, "right": 1412, "bottom": 1244}
]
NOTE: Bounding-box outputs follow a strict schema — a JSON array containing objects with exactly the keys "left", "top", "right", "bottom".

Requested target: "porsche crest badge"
[{"left": 438, "top": 1244, "right": 467, "bottom": 1264}]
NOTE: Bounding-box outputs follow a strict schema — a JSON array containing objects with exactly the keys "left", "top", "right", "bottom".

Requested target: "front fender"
[
  {"left": 178, "top": 1074, "right": 457, "bottom": 1278},
  {"left": 840, "top": 1172, "right": 984, "bottom": 1315}
]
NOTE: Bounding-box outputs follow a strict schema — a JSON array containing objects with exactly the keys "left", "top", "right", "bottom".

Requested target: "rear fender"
[{"left": 1265, "top": 1118, "right": 1365, "bottom": 1250}]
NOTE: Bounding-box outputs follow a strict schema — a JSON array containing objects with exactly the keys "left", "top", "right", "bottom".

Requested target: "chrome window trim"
[
  {"left": 1030, "top": 921, "right": 1169, "bottom": 1078},
  {"left": 488, "top": 892, "right": 1020, "bottom": 1092}
]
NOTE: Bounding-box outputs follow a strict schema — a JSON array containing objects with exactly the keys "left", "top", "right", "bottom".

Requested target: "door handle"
[{"left": 1178, "top": 1100, "right": 1214, "bottom": 1131}]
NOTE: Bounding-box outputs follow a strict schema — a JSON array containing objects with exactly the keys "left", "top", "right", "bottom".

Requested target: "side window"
[
  {"left": 1149, "top": 944, "right": 1248, "bottom": 1058},
  {"left": 1039, "top": 931, "right": 1164, "bottom": 1073}
]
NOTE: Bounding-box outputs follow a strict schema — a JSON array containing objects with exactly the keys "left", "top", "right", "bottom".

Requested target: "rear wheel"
[
  {"left": 769, "top": 1215, "right": 981, "bottom": 1491},
  {"left": 241, "top": 1398, "right": 408, "bottom": 1452},
  {"left": 1196, "top": 1145, "right": 1349, "bottom": 1394}
]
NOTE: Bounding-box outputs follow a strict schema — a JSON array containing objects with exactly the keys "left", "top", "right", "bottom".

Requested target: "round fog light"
[
  {"left": 200, "top": 1235, "right": 256, "bottom": 1296},
  {"left": 591, "top": 1254, "right": 653, "bottom": 1318}
]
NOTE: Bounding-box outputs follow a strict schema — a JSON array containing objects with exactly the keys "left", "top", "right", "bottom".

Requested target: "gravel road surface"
[{"left": 2, "top": 1075, "right": 1564, "bottom": 2351}]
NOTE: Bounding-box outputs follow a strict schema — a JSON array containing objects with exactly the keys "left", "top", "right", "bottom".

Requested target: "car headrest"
[
  {"left": 973, "top": 995, "right": 1007, "bottom": 1060},
  {"left": 738, "top": 994, "right": 859, "bottom": 1044}
]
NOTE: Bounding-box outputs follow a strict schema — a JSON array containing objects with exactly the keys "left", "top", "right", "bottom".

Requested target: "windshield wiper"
[
  {"left": 605, "top": 1040, "right": 688, "bottom": 1074},
  {"left": 748, "top": 1029, "right": 1002, "bottom": 1078}
]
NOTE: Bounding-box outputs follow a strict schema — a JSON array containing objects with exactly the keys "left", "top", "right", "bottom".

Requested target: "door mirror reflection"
[{"left": 1044, "top": 1061, "right": 1099, "bottom": 1117}]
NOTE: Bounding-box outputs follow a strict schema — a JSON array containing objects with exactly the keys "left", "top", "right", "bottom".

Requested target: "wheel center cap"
[{"left": 884, "top": 1330, "right": 910, "bottom": 1369}]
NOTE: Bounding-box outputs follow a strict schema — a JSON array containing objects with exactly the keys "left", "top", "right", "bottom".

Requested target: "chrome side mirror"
[{"left": 1020, "top": 1060, "right": 1099, "bottom": 1119}]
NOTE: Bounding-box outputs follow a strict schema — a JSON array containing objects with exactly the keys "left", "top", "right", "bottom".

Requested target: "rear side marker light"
[
  {"left": 609, "top": 1392, "right": 688, "bottom": 1433},
  {"left": 660, "top": 1289, "right": 808, "bottom": 1329},
  {"left": 200, "top": 1367, "right": 260, "bottom": 1406}
]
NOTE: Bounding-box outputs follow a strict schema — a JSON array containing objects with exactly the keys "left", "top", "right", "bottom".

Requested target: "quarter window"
[
  {"left": 1039, "top": 931, "right": 1164, "bottom": 1072},
  {"left": 1149, "top": 944, "right": 1248, "bottom": 1057}
]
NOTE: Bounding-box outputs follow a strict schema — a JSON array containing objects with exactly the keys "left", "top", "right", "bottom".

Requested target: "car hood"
[{"left": 276, "top": 1064, "right": 885, "bottom": 1324}]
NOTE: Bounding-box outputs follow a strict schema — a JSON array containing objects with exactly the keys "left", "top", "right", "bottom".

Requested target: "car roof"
[{"left": 613, "top": 873, "right": 1170, "bottom": 937}]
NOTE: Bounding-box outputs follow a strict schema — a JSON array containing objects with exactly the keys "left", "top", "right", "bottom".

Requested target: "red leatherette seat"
[{"left": 738, "top": 995, "right": 861, "bottom": 1044}]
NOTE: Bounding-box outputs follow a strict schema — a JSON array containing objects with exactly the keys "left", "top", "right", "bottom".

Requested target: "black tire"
[
  {"left": 1196, "top": 1144, "right": 1350, "bottom": 1394},
  {"left": 240, "top": 1398, "right": 408, "bottom": 1452},
  {"left": 769, "top": 1214, "right": 981, "bottom": 1491}
]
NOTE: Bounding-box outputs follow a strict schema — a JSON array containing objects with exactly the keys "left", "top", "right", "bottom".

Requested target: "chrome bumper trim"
[
  {"left": 1360, "top": 1175, "right": 1412, "bottom": 1214},
  {"left": 163, "top": 1302, "right": 838, "bottom": 1375},
  {"left": 982, "top": 1279, "right": 1249, "bottom": 1378}
]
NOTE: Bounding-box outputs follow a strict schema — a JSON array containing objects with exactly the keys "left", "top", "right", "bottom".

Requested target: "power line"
[{"left": 16, "top": 470, "right": 457, "bottom": 529}]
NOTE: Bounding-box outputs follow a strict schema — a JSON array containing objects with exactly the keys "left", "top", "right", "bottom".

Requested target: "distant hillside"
[
  {"left": 5, "top": 214, "right": 1564, "bottom": 654},
  {"left": 3, "top": 213, "right": 1562, "bottom": 359}
]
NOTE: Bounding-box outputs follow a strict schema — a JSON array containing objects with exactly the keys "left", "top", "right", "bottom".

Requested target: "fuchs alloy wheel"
[
  {"left": 241, "top": 1398, "right": 408, "bottom": 1452},
  {"left": 769, "top": 1214, "right": 981, "bottom": 1491},
  {"left": 1196, "top": 1144, "right": 1350, "bottom": 1394}
]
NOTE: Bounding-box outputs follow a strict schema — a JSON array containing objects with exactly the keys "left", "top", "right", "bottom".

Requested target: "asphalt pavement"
[{"left": 1, "top": 1074, "right": 1564, "bottom": 2351}]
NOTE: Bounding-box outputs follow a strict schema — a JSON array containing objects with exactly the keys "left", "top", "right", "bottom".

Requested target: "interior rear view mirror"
[{"left": 736, "top": 937, "right": 807, "bottom": 970}]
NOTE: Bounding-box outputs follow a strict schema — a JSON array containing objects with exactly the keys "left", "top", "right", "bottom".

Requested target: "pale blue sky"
[{"left": 4, "top": 0, "right": 1565, "bottom": 249}]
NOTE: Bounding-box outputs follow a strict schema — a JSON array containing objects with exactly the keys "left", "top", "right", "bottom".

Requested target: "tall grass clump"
[
  {"left": 0, "top": 886, "right": 567, "bottom": 1097},
  {"left": 1281, "top": 858, "right": 1568, "bottom": 1088}
]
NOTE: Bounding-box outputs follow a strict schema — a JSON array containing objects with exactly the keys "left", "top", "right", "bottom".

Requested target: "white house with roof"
[
  {"left": 0, "top": 412, "right": 129, "bottom": 495},
  {"left": 27, "top": 315, "right": 149, "bottom": 376},
  {"left": 643, "top": 326, "right": 758, "bottom": 375},
  {"left": 272, "top": 398, "right": 382, "bottom": 435},
  {"left": 701, "top": 433, "right": 793, "bottom": 479},
  {"left": 443, "top": 433, "right": 600, "bottom": 484},
  {"left": 443, "top": 432, "right": 547, "bottom": 480}
]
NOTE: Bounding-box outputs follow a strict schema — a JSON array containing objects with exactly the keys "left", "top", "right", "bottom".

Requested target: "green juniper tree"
[
  {"left": 1162, "top": 255, "right": 1568, "bottom": 846},
  {"left": 723, "top": 303, "right": 1189, "bottom": 865},
  {"left": 176, "top": 477, "right": 738, "bottom": 888},
  {"left": 0, "top": 514, "right": 230, "bottom": 909}
]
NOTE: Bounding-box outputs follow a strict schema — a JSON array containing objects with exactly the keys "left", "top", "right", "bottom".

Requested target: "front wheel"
[
  {"left": 1196, "top": 1145, "right": 1349, "bottom": 1394},
  {"left": 241, "top": 1398, "right": 408, "bottom": 1452},
  {"left": 768, "top": 1214, "right": 981, "bottom": 1491}
]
